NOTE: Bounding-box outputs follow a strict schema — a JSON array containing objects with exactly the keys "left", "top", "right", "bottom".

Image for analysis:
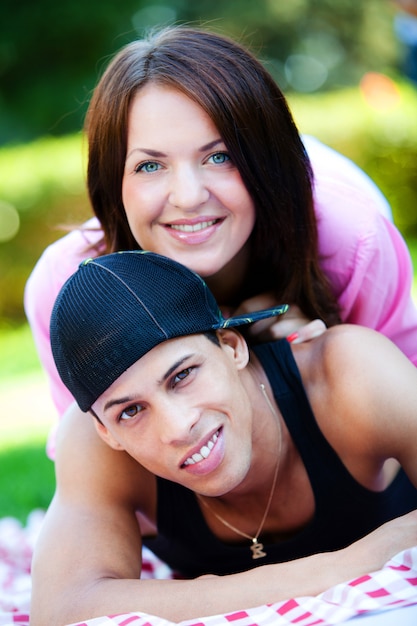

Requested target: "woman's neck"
[{"left": 205, "top": 242, "right": 251, "bottom": 310}]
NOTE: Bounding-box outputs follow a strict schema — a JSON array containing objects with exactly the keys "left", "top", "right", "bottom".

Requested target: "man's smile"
[{"left": 182, "top": 428, "right": 220, "bottom": 466}]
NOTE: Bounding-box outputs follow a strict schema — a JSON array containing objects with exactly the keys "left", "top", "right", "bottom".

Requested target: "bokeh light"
[
  {"left": 0, "top": 200, "right": 20, "bottom": 243},
  {"left": 360, "top": 72, "right": 402, "bottom": 111}
]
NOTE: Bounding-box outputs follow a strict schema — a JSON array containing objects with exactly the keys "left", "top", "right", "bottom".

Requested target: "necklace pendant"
[{"left": 250, "top": 539, "right": 266, "bottom": 559}]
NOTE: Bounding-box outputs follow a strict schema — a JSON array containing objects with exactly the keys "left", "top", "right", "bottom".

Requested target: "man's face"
[{"left": 91, "top": 331, "right": 254, "bottom": 497}]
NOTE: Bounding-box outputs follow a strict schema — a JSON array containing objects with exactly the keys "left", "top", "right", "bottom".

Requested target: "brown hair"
[{"left": 85, "top": 26, "right": 340, "bottom": 326}]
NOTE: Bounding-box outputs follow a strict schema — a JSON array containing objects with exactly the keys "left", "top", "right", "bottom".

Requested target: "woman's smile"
[{"left": 163, "top": 217, "right": 225, "bottom": 245}]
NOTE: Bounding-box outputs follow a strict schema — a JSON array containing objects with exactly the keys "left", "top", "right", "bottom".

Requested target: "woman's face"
[{"left": 122, "top": 84, "right": 256, "bottom": 287}]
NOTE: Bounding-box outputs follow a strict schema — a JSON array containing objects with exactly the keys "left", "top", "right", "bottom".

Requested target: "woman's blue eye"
[
  {"left": 135, "top": 161, "right": 161, "bottom": 173},
  {"left": 209, "top": 152, "right": 230, "bottom": 165},
  {"left": 120, "top": 404, "right": 142, "bottom": 421}
]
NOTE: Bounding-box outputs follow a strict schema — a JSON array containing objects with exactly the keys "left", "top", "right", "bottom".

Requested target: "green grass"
[
  {"left": 1, "top": 237, "right": 417, "bottom": 524},
  {"left": 0, "top": 133, "right": 86, "bottom": 209},
  {"left": 0, "top": 322, "right": 44, "bottom": 379},
  {"left": 0, "top": 323, "right": 56, "bottom": 522},
  {"left": 0, "top": 445, "right": 55, "bottom": 521}
]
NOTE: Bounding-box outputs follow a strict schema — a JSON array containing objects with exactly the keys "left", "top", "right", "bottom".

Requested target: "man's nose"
[{"left": 158, "top": 401, "right": 201, "bottom": 445}]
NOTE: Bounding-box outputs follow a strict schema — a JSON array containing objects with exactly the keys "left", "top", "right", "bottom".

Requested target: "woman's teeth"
[
  {"left": 183, "top": 430, "right": 219, "bottom": 466},
  {"left": 170, "top": 220, "right": 216, "bottom": 232}
]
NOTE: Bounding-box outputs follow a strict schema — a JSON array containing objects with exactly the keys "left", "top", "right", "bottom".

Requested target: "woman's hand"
[{"left": 225, "top": 295, "right": 326, "bottom": 343}]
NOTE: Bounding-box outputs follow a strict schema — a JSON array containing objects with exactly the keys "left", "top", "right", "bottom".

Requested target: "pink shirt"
[{"left": 24, "top": 137, "right": 417, "bottom": 456}]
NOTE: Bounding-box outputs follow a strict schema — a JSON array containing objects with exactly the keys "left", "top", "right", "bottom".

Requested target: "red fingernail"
[{"left": 286, "top": 332, "right": 299, "bottom": 343}]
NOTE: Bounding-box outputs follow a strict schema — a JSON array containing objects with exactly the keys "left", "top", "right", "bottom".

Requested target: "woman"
[{"left": 25, "top": 26, "right": 417, "bottom": 429}]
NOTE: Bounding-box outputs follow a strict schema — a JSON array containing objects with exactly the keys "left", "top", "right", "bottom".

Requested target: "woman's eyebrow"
[
  {"left": 126, "top": 139, "right": 223, "bottom": 161},
  {"left": 198, "top": 139, "right": 223, "bottom": 152},
  {"left": 126, "top": 147, "right": 166, "bottom": 159}
]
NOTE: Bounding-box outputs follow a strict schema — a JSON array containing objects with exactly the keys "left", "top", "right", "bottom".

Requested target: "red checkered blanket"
[{"left": 1, "top": 512, "right": 417, "bottom": 626}]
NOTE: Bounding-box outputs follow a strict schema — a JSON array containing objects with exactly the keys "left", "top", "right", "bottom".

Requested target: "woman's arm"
[
  {"left": 24, "top": 220, "right": 103, "bottom": 456},
  {"left": 312, "top": 149, "right": 417, "bottom": 366}
]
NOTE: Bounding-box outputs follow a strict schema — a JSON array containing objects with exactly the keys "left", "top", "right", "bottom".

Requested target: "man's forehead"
[
  {"left": 96, "top": 334, "right": 214, "bottom": 401},
  {"left": 141, "top": 333, "right": 215, "bottom": 372}
]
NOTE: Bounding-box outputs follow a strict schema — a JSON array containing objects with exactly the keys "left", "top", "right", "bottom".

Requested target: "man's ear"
[
  {"left": 92, "top": 416, "right": 124, "bottom": 451},
  {"left": 217, "top": 329, "right": 250, "bottom": 370}
]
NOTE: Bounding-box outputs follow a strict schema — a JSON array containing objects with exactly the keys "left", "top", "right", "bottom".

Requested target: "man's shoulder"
[{"left": 293, "top": 324, "right": 385, "bottom": 388}]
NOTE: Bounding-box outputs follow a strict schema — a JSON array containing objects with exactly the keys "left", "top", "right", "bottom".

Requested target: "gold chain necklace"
[{"left": 197, "top": 382, "right": 282, "bottom": 560}]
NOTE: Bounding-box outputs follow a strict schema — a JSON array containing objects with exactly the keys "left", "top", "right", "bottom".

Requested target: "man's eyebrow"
[
  {"left": 102, "top": 353, "right": 195, "bottom": 412},
  {"left": 158, "top": 354, "right": 194, "bottom": 385},
  {"left": 103, "top": 395, "right": 136, "bottom": 412}
]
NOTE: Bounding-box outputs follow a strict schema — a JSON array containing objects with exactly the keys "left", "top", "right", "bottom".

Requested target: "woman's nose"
[{"left": 168, "top": 166, "right": 210, "bottom": 210}]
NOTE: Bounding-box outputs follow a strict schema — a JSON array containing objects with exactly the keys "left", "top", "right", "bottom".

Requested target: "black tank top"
[{"left": 144, "top": 339, "right": 417, "bottom": 577}]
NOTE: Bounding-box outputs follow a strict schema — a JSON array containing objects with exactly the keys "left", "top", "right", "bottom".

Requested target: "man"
[{"left": 31, "top": 251, "right": 417, "bottom": 626}]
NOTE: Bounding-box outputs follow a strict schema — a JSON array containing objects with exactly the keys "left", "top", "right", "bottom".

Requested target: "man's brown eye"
[
  {"left": 173, "top": 367, "right": 193, "bottom": 386},
  {"left": 120, "top": 404, "right": 142, "bottom": 421}
]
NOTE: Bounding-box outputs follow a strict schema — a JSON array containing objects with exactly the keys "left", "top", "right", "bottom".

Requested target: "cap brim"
[{"left": 220, "top": 304, "right": 289, "bottom": 328}]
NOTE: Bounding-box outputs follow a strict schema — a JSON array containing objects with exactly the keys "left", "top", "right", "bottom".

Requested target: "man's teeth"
[
  {"left": 184, "top": 431, "right": 219, "bottom": 465},
  {"left": 170, "top": 220, "right": 216, "bottom": 232}
]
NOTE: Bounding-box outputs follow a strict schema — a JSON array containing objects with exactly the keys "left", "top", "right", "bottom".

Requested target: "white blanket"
[{"left": 1, "top": 512, "right": 417, "bottom": 626}]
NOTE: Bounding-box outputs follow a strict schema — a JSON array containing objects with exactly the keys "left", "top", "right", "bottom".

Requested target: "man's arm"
[
  {"left": 299, "top": 324, "right": 417, "bottom": 488},
  {"left": 30, "top": 403, "right": 417, "bottom": 626}
]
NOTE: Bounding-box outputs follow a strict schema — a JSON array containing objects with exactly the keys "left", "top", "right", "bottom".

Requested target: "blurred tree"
[
  {"left": 0, "top": 0, "right": 401, "bottom": 145},
  {"left": 0, "top": 0, "right": 144, "bottom": 143}
]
